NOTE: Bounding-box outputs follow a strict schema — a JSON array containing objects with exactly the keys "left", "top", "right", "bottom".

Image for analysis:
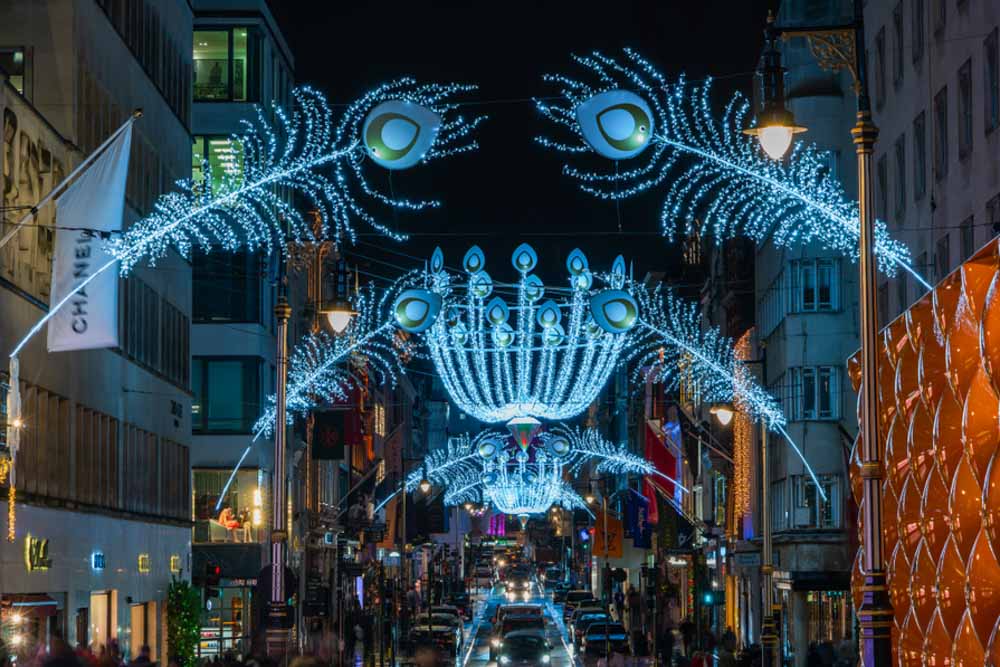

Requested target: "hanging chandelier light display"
[
  {"left": 406, "top": 425, "right": 685, "bottom": 518},
  {"left": 393, "top": 243, "right": 639, "bottom": 424}
]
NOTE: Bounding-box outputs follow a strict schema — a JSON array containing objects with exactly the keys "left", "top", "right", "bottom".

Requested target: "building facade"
[
  {"left": 865, "top": 0, "right": 1000, "bottom": 321},
  {"left": 186, "top": 0, "right": 293, "bottom": 656},
  {"left": 0, "top": 0, "right": 193, "bottom": 659}
]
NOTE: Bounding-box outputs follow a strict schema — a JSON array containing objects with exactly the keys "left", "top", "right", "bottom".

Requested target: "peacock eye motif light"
[{"left": 394, "top": 243, "right": 638, "bottom": 426}]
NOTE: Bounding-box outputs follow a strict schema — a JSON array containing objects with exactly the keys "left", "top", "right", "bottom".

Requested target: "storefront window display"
[
  {"left": 198, "top": 583, "right": 253, "bottom": 658},
  {"left": 193, "top": 469, "right": 265, "bottom": 544}
]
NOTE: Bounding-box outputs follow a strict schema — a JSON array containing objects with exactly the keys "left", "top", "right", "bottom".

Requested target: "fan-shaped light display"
[{"left": 398, "top": 244, "right": 634, "bottom": 423}]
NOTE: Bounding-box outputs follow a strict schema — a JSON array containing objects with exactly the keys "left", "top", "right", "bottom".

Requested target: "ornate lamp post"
[{"left": 747, "top": 3, "right": 892, "bottom": 665}]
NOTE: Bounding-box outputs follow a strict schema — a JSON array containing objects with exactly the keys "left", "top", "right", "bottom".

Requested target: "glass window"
[
  {"left": 936, "top": 234, "right": 950, "bottom": 280},
  {"left": 987, "top": 28, "right": 999, "bottom": 133},
  {"left": 792, "top": 366, "right": 839, "bottom": 421},
  {"left": 875, "top": 27, "right": 886, "bottom": 107},
  {"left": 816, "top": 260, "right": 834, "bottom": 309},
  {"left": 877, "top": 154, "right": 888, "bottom": 221},
  {"left": 912, "top": 0, "right": 924, "bottom": 64},
  {"left": 879, "top": 281, "right": 890, "bottom": 328},
  {"left": 794, "top": 475, "right": 840, "bottom": 528},
  {"left": 801, "top": 367, "right": 816, "bottom": 419},
  {"left": 193, "top": 30, "right": 229, "bottom": 101},
  {"left": 792, "top": 260, "right": 837, "bottom": 313},
  {"left": 894, "top": 134, "right": 906, "bottom": 217},
  {"left": 192, "top": 250, "right": 261, "bottom": 323},
  {"left": 193, "top": 468, "right": 264, "bottom": 544},
  {"left": 193, "top": 27, "right": 259, "bottom": 102},
  {"left": 933, "top": 86, "right": 948, "bottom": 180},
  {"left": 958, "top": 59, "right": 973, "bottom": 158},
  {"left": 818, "top": 367, "right": 834, "bottom": 419},
  {"left": 933, "top": 0, "right": 945, "bottom": 33},
  {"left": 801, "top": 262, "right": 816, "bottom": 311},
  {"left": 0, "top": 48, "right": 26, "bottom": 96},
  {"left": 892, "top": 3, "right": 904, "bottom": 85},
  {"left": 913, "top": 111, "right": 927, "bottom": 199},
  {"left": 896, "top": 271, "right": 908, "bottom": 316},
  {"left": 192, "top": 136, "right": 244, "bottom": 194},
  {"left": 961, "top": 216, "right": 975, "bottom": 261},
  {"left": 192, "top": 357, "right": 260, "bottom": 433},
  {"left": 771, "top": 480, "right": 786, "bottom": 532}
]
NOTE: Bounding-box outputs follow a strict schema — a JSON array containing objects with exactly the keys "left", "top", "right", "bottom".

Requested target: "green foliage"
[{"left": 166, "top": 578, "right": 200, "bottom": 667}]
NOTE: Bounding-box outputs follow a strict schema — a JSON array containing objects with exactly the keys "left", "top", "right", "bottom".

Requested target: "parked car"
[
  {"left": 427, "top": 611, "right": 464, "bottom": 646},
  {"left": 495, "top": 629, "right": 553, "bottom": 665},
  {"left": 408, "top": 622, "right": 460, "bottom": 663},
  {"left": 444, "top": 593, "right": 472, "bottom": 620},
  {"left": 489, "top": 614, "right": 545, "bottom": 661},
  {"left": 580, "top": 622, "right": 630, "bottom": 656}
]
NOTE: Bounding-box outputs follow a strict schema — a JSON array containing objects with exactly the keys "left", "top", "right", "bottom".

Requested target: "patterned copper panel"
[{"left": 848, "top": 239, "right": 1000, "bottom": 664}]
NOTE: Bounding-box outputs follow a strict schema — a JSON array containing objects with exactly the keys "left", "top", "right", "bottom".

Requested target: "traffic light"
[{"left": 205, "top": 563, "right": 222, "bottom": 599}]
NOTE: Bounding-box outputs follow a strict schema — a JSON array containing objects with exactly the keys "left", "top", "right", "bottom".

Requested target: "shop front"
[{"left": 0, "top": 503, "right": 189, "bottom": 661}]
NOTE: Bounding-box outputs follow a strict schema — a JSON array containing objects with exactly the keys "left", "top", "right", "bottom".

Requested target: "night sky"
[{"left": 266, "top": 1, "right": 774, "bottom": 286}]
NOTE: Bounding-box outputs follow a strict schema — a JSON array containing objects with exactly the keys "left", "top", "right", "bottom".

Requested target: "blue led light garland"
[{"left": 537, "top": 49, "right": 929, "bottom": 290}]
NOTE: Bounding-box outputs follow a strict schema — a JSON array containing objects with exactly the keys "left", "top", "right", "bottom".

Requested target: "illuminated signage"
[
  {"left": 170, "top": 555, "right": 182, "bottom": 574},
  {"left": 138, "top": 554, "right": 151, "bottom": 573},
  {"left": 25, "top": 534, "right": 51, "bottom": 571},
  {"left": 92, "top": 552, "right": 106, "bottom": 570}
]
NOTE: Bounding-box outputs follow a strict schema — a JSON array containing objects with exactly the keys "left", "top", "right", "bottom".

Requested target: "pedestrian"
[
  {"left": 680, "top": 618, "right": 695, "bottom": 656},
  {"left": 718, "top": 629, "right": 737, "bottom": 667},
  {"left": 614, "top": 586, "right": 625, "bottom": 621},
  {"left": 626, "top": 585, "right": 642, "bottom": 632},
  {"left": 128, "top": 646, "right": 150, "bottom": 666}
]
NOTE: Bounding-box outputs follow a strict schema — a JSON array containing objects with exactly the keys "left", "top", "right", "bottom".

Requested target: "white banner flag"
[{"left": 47, "top": 123, "right": 132, "bottom": 352}]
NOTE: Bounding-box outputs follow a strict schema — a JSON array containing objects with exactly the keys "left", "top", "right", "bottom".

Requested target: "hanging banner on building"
[
  {"left": 592, "top": 510, "right": 623, "bottom": 559},
  {"left": 643, "top": 420, "right": 678, "bottom": 525},
  {"left": 312, "top": 410, "right": 346, "bottom": 460},
  {"left": 47, "top": 122, "right": 132, "bottom": 352},
  {"left": 625, "top": 491, "right": 653, "bottom": 549}
]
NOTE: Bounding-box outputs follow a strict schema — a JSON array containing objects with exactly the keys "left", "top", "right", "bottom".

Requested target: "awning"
[{"left": 1, "top": 594, "right": 59, "bottom": 617}]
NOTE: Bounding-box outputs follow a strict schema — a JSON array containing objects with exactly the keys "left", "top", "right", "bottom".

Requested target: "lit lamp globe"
[
  {"left": 743, "top": 106, "right": 806, "bottom": 161},
  {"left": 710, "top": 404, "right": 735, "bottom": 427},
  {"left": 322, "top": 299, "right": 356, "bottom": 335},
  {"left": 418, "top": 478, "right": 432, "bottom": 494}
]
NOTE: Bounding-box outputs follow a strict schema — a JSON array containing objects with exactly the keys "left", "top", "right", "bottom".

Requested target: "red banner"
[{"left": 643, "top": 421, "right": 677, "bottom": 525}]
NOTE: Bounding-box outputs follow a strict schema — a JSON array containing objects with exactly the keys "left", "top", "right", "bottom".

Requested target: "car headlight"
[
  {"left": 542, "top": 655, "right": 551, "bottom": 664},
  {"left": 491, "top": 638, "right": 501, "bottom": 647},
  {"left": 499, "top": 657, "right": 511, "bottom": 665}
]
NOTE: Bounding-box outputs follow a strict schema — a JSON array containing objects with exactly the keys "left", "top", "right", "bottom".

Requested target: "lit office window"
[
  {"left": 193, "top": 28, "right": 259, "bottom": 102},
  {"left": 192, "top": 135, "right": 244, "bottom": 193}
]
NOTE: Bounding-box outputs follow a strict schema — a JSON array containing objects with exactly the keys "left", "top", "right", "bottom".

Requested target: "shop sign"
[
  {"left": 170, "top": 555, "right": 182, "bottom": 574},
  {"left": 92, "top": 552, "right": 106, "bottom": 570},
  {"left": 25, "top": 534, "right": 52, "bottom": 571},
  {"left": 137, "top": 553, "right": 151, "bottom": 573}
]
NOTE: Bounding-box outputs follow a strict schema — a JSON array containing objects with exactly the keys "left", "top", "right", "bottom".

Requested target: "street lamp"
[
  {"left": 321, "top": 299, "right": 356, "bottom": 334},
  {"left": 747, "top": 3, "right": 893, "bottom": 664},
  {"left": 418, "top": 477, "right": 432, "bottom": 495},
  {"left": 744, "top": 14, "right": 806, "bottom": 160},
  {"left": 709, "top": 404, "right": 735, "bottom": 427},
  {"left": 320, "top": 257, "right": 356, "bottom": 334}
]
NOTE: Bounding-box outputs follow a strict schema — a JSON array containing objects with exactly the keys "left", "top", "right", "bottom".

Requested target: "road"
[{"left": 461, "top": 579, "right": 576, "bottom": 666}]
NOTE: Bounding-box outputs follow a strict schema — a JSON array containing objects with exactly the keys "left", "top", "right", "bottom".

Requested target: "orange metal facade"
[{"left": 848, "top": 239, "right": 1000, "bottom": 664}]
